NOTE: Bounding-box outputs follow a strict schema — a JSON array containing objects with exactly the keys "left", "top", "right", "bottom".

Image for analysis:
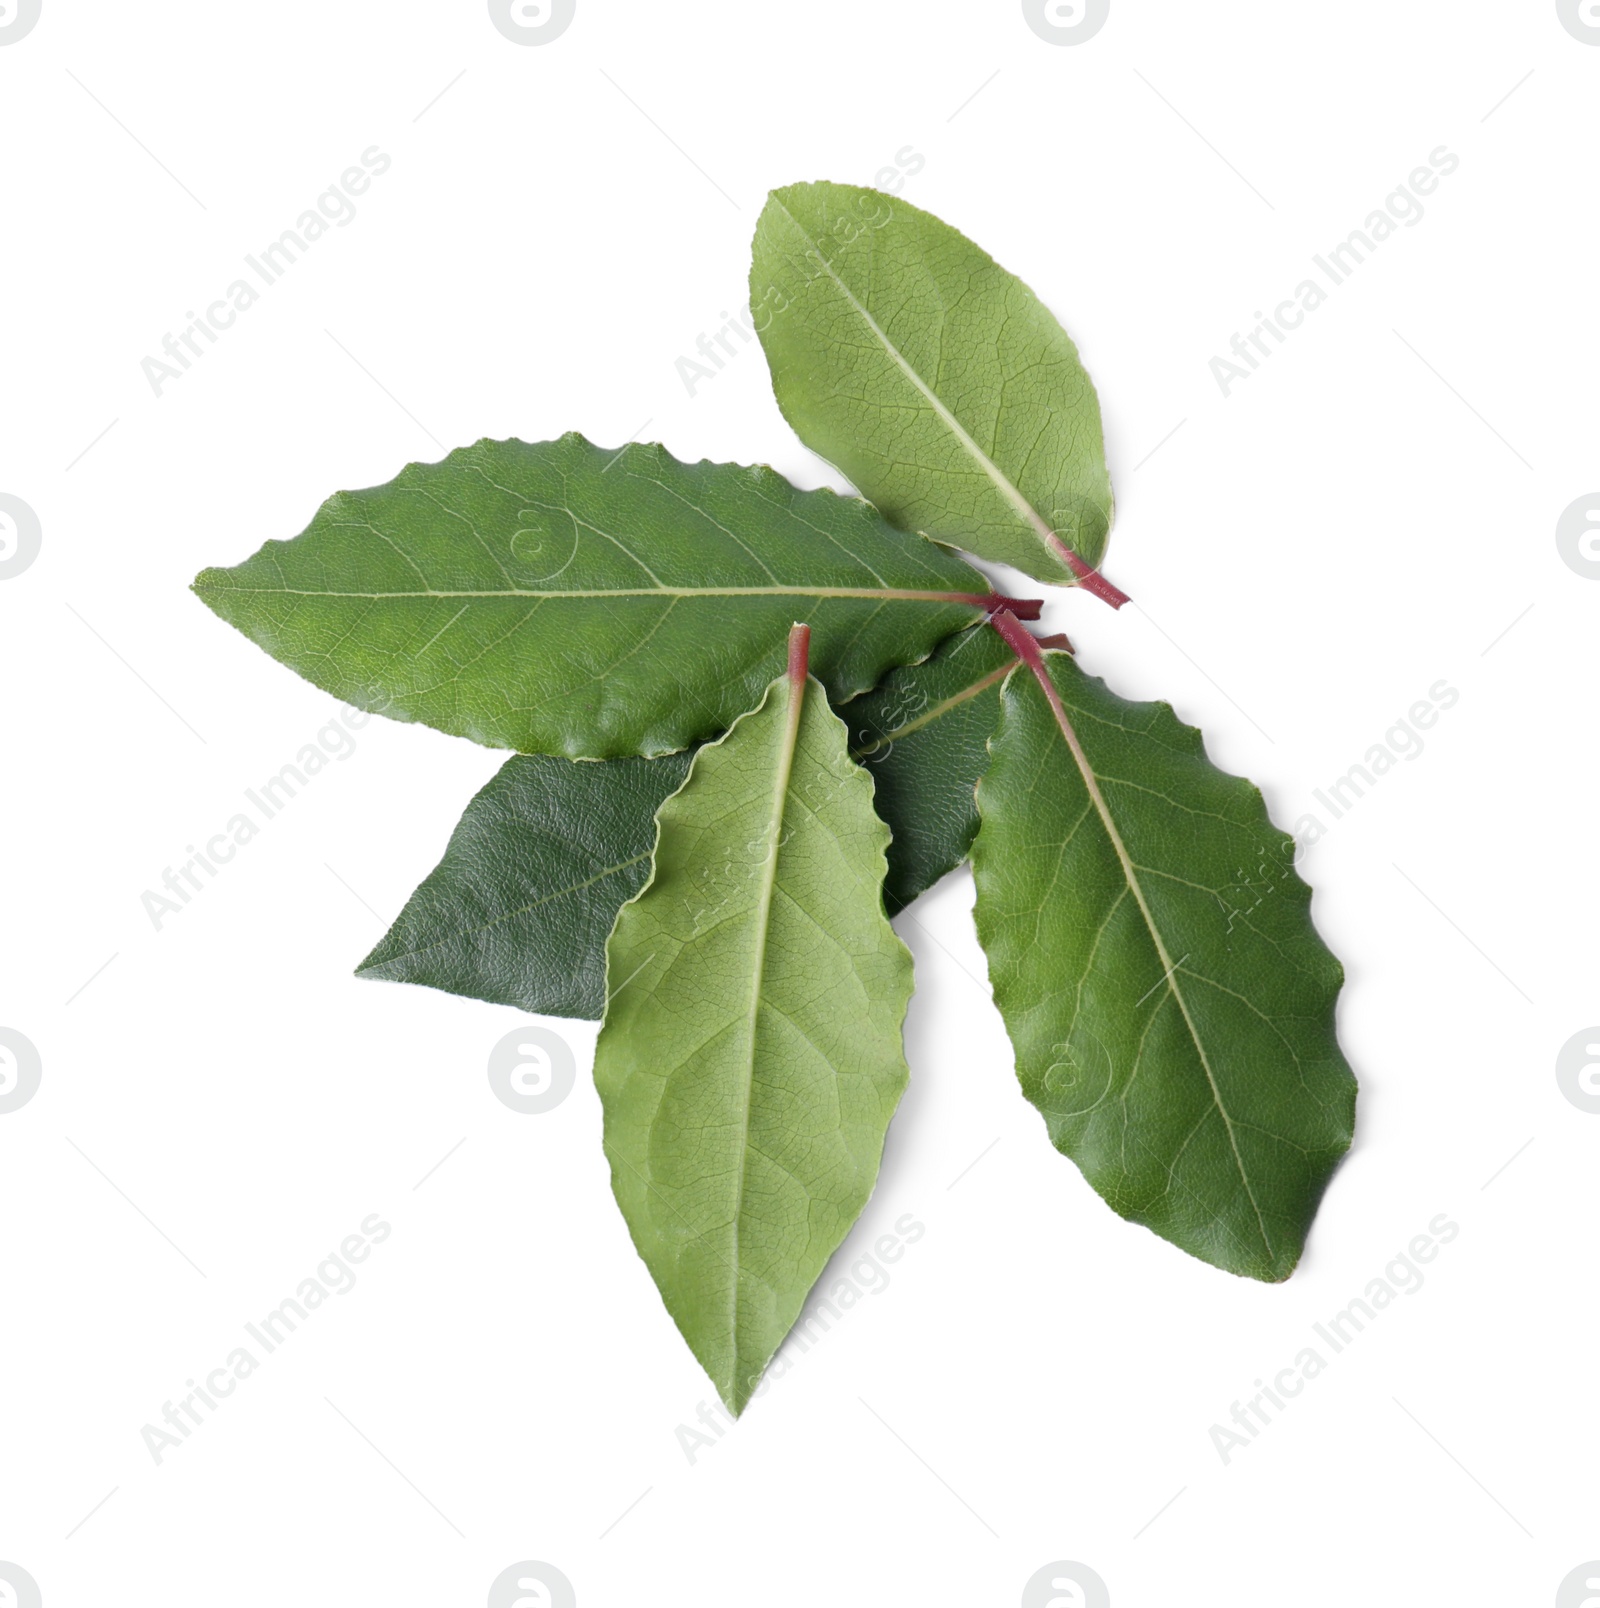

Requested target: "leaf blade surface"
[
  {"left": 594, "top": 632, "right": 912, "bottom": 1411},
  {"left": 751, "top": 182, "right": 1114, "bottom": 585},
  {"left": 194, "top": 434, "right": 1020, "bottom": 758},
  {"left": 356, "top": 750, "right": 692, "bottom": 1020},
  {"left": 970, "top": 641, "right": 1355, "bottom": 1281}
]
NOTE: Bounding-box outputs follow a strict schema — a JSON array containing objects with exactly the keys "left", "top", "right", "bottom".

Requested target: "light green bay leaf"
[
  {"left": 751, "top": 182, "right": 1115, "bottom": 587},
  {"left": 594, "top": 631, "right": 912, "bottom": 1413},
  {"left": 355, "top": 750, "right": 692, "bottom": 1020},
  {"left": 193, "top": 434, "right": 1025, "bottom": 759},
  {"left": 971, "top": 640, "right": 1355, "bottom": 1282}
]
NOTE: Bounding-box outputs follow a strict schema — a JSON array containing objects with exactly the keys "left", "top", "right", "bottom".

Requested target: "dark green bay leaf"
[
  {"left": 970, "top": 624, "right": 1356, "bottom": 1282},
  {"left": 751, "top": 182, "right": 1116, "bottom": 589},
  {"left": 850, "top": 624, "right": 1069, "bottom": 912},
  {"left": 194, "top": 433, "right": 1035, "bottom": 760},
  {"left": 355, "top": 749, "right": 692, "bottom": 1020},
  {"left": 594, "top": 627, "right": 912, "bottom": 1413},
  {"left": 363, "top": 625, "right": 1074, "bottom": 1027}
]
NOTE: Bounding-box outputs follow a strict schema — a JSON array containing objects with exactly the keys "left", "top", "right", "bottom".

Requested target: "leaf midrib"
[
  {"left": 1026, "top": 658, "right": 1275, "bottom": 1260},
  {"left": 772, "top": 194, "right": 1060, "bottom": 559},
  {"left": 360, "top": 851, "right": 653, "bottom": 971},
  {"left": 851, "top": 658, "right": 1016, "bottom": 756},
  {"left": 727, "top": 672, "right": 807, "bottom": 1389},
  {"left": 193, "top": 582, "right": 986, "bottom": 604}
]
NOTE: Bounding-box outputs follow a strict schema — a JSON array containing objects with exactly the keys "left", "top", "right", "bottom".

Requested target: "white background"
[{"left": 1, "top": 2, "right": 1596, "bottom": 1604}]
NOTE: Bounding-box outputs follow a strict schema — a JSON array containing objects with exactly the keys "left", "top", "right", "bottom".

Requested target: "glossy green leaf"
[
  {"left": 970, "top": 634, "right": 1356, "bottom": 1282},
  {"left": 849, "top": 624, "right": 1065, "bottom": 912},
  {"left": 594, "top": 629, "right": 912, "bottom": 1413},
  {"left": 751, "top": 182, "right": 1115, "bottom": 587},
  {"left": 355, "top": 750, "right": 692, "bottom": 1020},
  {"left": 193, "top": 433, "right": 1032, "bottom": 759}
]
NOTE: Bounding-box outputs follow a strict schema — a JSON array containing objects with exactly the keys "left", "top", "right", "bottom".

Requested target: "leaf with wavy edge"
[
  {"left": 193, "top": 433, "right": 1038, "bottom": 759},
  {"left": 594, "top": 626, "right": 912, "bottom": 1413},
  {"left": 971, "top": 616, "right": 1355, "bottom": 1281},
  {"left": 751, "top": 182, "right": 1121, "bottom": 596}
]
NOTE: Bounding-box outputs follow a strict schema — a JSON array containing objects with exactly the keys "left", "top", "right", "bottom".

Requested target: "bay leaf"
[
  {"left": 194, "top": 434, "right": 1036, "bottom": 759},
  {"left": 355, "top": 750, "right": 692, "bottom": 1020},
  {"left": 751, "top": 183, "right": 1119, "bottom": 593},
  {"left": 970, "top": 618, "right": 1356, "bottom": 1281},
  {"left": 594, "top": 625, "right": 912, "bottom": 1412}
]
